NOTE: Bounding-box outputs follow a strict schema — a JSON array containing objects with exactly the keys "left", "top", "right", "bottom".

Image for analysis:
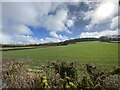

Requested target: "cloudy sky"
[{"left": 0, "top": 0, "right": 119, "bottom": 44}]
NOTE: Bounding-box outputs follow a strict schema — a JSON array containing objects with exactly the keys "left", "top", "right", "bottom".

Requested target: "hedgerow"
[{"left": 2, "top": 59, "right": 120, "bottom": 90}]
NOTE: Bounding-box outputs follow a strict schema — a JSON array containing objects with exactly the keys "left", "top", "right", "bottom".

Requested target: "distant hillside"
[{"left": 1, "top": 35, "right": 120, "bottom": 47}]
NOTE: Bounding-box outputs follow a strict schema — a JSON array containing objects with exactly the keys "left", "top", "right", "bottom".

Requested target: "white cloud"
[
  {"left": 14, "top": 25, "right": 33, "bottom": 35},
  {"left": 34, "top": 2, "right": 61, "bottom": 16},
  {"left": 66, "top": 19, "right": 74, "bottom": 28},
  {"left": 0, "top": 34, "right": 62, "bottom": 44},
  {"left": 83, "top": 10, "right": 93, "bottom": 20},
  {"left": 2, "top": 0, "right": 118, "bottom": 2},
  {"left": 43, "top": 37, "right": 61, "bottom": 43},
  {"left": 10, "top": 24, "right": 32, "bottom": 35},
  {"left": 49, "top": 32, "right": 63, "bottom": 39},
  {"left": 2, "top": 22, "right": 33, "bottom": 37},
  {"left": 14, "top": 35, "right": 61, "bottom": 44},
  {"left": 49, "top": 31, "right": 68, "bottom": 41},
  {"left": 110, "top": 16, "right": 119, "bottom": 29},
  {"left": 0, "top": 33, "right": 13, "bottom": 44},
  {"left": 2, "top": 2, "right": 72, "bottom": 44},
  {"left": 2, "top": 2, "right": 37, "bottom": 41},
  {"left": 84, "top": 1, "right": 118, "bottom": 30},
  {"left": 3, "top": 2, "right": 38, "bottom": 26},
  {"left": 1, "top": 0, "right": 82, "bottom": 2},
  {"left": 2, "top": 1, "right": 118, "bottom": 44},
  {"left": 43, "top": 9, "right": 70, "bottom": 33},
  {"left": 3, "top": 2, "right": 73, "bottom": 34},
  {"left": 95, "top": 3, "right": 116, "bottom": 19},
  {"left": 80, "top": 29, "right": 118, "bottom": 38},
  {"left": 13, "top": 35, "right": 39, "bottom": 44}
]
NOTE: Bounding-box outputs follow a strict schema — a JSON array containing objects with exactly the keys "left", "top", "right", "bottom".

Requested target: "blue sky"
[{"left": 0, "top": 0, "right": 119, "bottom": 44}]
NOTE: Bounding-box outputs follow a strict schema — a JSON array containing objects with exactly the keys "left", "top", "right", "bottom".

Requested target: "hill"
[{"left": 1, "top": 35, "right": 120, "bottom": 48}]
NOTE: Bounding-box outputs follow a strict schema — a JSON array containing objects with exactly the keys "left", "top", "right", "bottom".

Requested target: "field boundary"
[{"left": 1, "top": 47, "right": 36, "bottom": 51}]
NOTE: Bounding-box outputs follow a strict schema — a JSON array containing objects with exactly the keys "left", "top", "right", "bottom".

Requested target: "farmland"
[
  {"left": 2, "top": 41, "right": 120, "bottom": 89},
  {"left": 2, "top": 41, "right": 119, "bottom": 71}
]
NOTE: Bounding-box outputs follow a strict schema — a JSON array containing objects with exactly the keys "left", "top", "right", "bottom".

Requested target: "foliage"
[
  {"left": 2, "top": 59, "right": 120, "bottom": 90},
  {"left": 52, "top": 62, "right": 77, "bottom": 79}
]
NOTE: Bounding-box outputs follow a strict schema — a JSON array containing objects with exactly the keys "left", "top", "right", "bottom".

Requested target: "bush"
[{"left": 2, "top": 59, "right": 120, "bottom": 89}]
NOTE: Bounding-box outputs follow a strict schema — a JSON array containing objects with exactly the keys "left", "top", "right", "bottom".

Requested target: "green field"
[{"left": 2, "top": 42, "right": 119, "bottom": 71}]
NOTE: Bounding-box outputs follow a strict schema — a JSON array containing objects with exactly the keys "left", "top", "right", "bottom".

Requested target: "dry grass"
[
  {"left": 2, "top": 59, "right": 37, "bottom": 89},
  {"left": 2, "top": 58, "right": 120, "bottom": 89}
]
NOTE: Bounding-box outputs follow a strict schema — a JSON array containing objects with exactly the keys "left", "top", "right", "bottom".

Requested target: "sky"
[{"left": 0, "top": 0, "right": 119, "bottom": 44}]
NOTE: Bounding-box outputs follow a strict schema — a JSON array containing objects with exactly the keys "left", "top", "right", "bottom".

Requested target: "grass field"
[{"left": 2, "top": 41, "right": 119, "bottom": 72}]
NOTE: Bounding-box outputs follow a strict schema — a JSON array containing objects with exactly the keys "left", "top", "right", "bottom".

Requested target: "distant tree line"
[
  {"left": 1, "top": 35, "right": 120, "bottom": 47},
  {"left": 99, "top": 35, "right": 120, "bottom": 42}
]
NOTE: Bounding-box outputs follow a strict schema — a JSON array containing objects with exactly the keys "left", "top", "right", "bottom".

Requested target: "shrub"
[{"left": 2, "top": 59, "right": 120, "bottom": 89}]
